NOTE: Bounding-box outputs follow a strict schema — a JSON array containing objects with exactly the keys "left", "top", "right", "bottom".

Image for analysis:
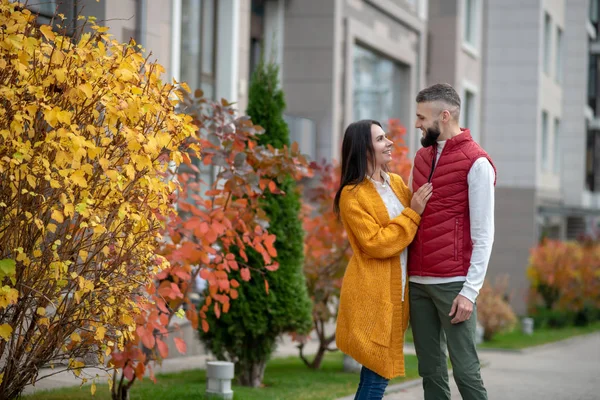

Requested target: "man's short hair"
[{"left": 416, "top": 83, "right": 461, "bottom": 119}]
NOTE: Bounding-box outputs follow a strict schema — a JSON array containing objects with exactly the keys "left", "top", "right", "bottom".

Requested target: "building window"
[
  {"left": 16, "top": 0, "right": 76, "bottom": 31},
  {"left": 586, "top": 128, "right": 600, "bottom": 192},
  {"left": 543, "top": 12, "right": 552, "bottom": 75},
  {"left": 179, "top": 0, "right": 218, "bottom": 189},
  {"left": 249, "top": 0, "right": 265, "bottom": 77},
  {"left": 180, "top": 0, "right": 217, "bottom": 99},
  {"left": 541, "top": 111, "right": 549, "bottom": 172},
  {"left": 463, "top": 0, "right": 477, "bottom": 48},
  {"left": 590, "top": 55, "right": 599, "bottom": 113},
  {"left": 555, "top": 27, "right": 563, "bottom": 83},
  {"left": 461, "top": 89, "right": 476, "bottom": 130},
  {"left": 353, "top": 44, "right": 405, "bottom": 125},
  {"left": 553, "top": 118, "right": 560, "bottom": 174},
  {"left": 26, "top": 0, "right": 57, "bottom": 19},
  {"left": 285, "top": 115, "right": 317, "bottom": 161},
  {"left": 591, "top": 0, "right": 599, "bottom": 26}
]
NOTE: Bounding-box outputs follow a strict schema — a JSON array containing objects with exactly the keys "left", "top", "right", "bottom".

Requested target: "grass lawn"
[
  {"left": 25, "top": 352, "right": 420, "bottom": 400},
  {"left": 479, "top": 321, "right": 600, "bottom": 350},
  {"left": 405, "top": 328, "right": 413, "bottom": 343}
]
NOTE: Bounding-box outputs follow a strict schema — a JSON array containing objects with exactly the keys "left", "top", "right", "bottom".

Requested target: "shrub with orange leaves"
[
  {"left": 527, "top": 239, "right": 600, "bottom": 328},
  {"left": 193, "top": 61, "right": 312, "bottom": 388},
  {"left": 477, "top": 276, "right": 517, "bottom": 341},
  {"left": 527, "top": 240, "right": 582, "bottom": 310},
  {"left": 386, "top": 118, "right": 412, "bottom": 182},
  {"left": 298, "top": 161, "right": 351, "bottom": 369},
  {"left": 109, "top": 93, "right": 309, "bottom": 397}
]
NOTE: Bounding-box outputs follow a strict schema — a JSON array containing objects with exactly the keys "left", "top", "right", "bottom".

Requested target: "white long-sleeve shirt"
[{"left": 408, "top": 140, "right": 495, "bottom": 303}]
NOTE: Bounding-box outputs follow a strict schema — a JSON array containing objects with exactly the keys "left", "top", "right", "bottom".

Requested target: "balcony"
[{"left": 284, "top": 115, "right": 317, "bottom": 161}]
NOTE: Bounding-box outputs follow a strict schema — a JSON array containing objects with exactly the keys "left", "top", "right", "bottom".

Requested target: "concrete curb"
[{"left": 477, "top": 346, "right": 524, "bottom": 354}]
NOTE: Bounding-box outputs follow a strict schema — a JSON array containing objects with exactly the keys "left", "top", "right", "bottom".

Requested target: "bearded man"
[{"left": 407, "top": 83, "right": 496, "bottom": 400}]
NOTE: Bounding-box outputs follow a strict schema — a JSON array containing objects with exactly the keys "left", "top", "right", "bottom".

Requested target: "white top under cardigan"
[{"left": 368, "top": 172, "right": 408, "bottom": 301}]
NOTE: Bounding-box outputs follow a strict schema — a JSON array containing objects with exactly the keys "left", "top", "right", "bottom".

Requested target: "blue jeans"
[{"left": 354, "top": 366, "right": 389, "bottom": 400}]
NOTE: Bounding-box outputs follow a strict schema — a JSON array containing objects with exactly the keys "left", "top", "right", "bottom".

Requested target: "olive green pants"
[{"left": 409, "top": 281, "right": 487, "bottom": 400}]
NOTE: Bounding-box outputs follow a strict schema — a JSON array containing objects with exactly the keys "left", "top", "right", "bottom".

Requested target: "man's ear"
[
  {"left": 440, "top": 110, "right": 451, "bottom": 123},
  {"left": 444, "top": 110, "right": 453, "bottom": 122}
]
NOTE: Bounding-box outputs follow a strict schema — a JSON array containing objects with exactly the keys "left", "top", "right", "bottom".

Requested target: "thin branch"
[
  {"left": 18, "top": 284, "right": 58, "bottom": 310},
  {"left": 297, "top": 342, "right": 312, "bottom": 368},
  {"left": 124, "top": 374, "right": 137, "bottom": 390},
  {"left": 112, "top": 367, "right": 118, "bottom": 397},
  {"left": 117, "top": 361, "right": 127, "bottom": 395}
]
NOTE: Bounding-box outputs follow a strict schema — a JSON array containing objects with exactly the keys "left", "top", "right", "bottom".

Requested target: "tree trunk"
[
  {"left": 299, "top": 342, "right": 328, "bottom": 369},
  {"left": 483, "top": 330, "right": 494, "bottom": 342},
  {"left": 112, "top": 385, "right": 131, "bottom": 400},
  {"left": 237, "top": 360, "right": 267, "bottom": 387},
  {"left": 298, "top": 320, "right": 336, "bottom": 370},
  {"left": 112, "top": 372, "right": 134, "bottom": 400},
  {"left": 309, "top": 346, "right": 327, "bottom": 369}
]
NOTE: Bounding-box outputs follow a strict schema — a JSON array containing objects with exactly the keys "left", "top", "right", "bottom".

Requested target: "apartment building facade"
[
  {"left": 427, "top": 0, "right": 484, "bottom": 144},
  {"left": 64, "top": 0, "right": 427, "bottom": 163},
  {"left": 481, "top": 0, "right": 599, "bottom": 313},
  {"left": 277, "top": 0, "right": 428, "bottom": 160},
  {"left": 424, "top": 0, "right": 599, "bottom": 313}
]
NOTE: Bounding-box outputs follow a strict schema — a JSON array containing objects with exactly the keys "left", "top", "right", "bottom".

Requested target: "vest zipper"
[
  {"left": 427, "top": 143, "right": 446, "bottom": 182},
  {"left": 427, "top": 146, "right": 436, "bottom": 182},
  {"left": 427, "top": 154, "right": 436, "bottom": 182},
  {"left": 423, "top": 144, "right": 441, "bottom": 273}
]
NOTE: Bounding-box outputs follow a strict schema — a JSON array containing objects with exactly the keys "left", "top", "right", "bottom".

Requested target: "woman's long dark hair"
[{"left": 333, "top": 119, "right": 382, "bottom": 216}]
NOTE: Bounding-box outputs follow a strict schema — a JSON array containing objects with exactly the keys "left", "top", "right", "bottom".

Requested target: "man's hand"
[{"left": 449, "top": 294, "right": 473, "bottom": 324}]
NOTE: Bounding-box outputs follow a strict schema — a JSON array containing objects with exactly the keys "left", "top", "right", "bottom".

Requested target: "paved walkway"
[{"left": 383, "top": 333, "right": 600, "bottom": 400}]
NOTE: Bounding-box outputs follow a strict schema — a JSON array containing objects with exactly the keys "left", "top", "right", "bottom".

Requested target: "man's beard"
[{"left": 420, "top": 123, "right": 441, "bottom": 148}]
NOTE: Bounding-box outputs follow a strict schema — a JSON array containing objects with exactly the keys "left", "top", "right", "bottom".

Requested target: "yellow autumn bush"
[{"left": 0, "top": 1, "right": 197, "bottom": 397}]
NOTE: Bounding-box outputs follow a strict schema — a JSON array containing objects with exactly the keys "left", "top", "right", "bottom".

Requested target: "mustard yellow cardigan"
[{"left": 335, "top": 173, "right": 421, "bottom": 379}]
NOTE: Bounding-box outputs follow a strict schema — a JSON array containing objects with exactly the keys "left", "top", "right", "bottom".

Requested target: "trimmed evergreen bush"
[{"left": 199, "top": 61, "right": 312, "bottom": 387}]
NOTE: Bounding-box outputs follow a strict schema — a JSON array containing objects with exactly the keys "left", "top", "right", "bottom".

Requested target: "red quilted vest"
[{"left": 408, "top": 129, "right": 496, "bottom": 277}]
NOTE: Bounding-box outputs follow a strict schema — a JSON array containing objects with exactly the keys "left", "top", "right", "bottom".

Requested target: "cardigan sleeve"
[
  {"left": 340, "top": 190, "right": 421, "bottom": 259},
  {"left": 393, "top": 174, "right": 413, "bottom": 207}
]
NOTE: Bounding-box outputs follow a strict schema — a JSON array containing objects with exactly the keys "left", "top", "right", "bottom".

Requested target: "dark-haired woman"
[{"left": 334, "top": 120, "right": 432, "bottom": 400}]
